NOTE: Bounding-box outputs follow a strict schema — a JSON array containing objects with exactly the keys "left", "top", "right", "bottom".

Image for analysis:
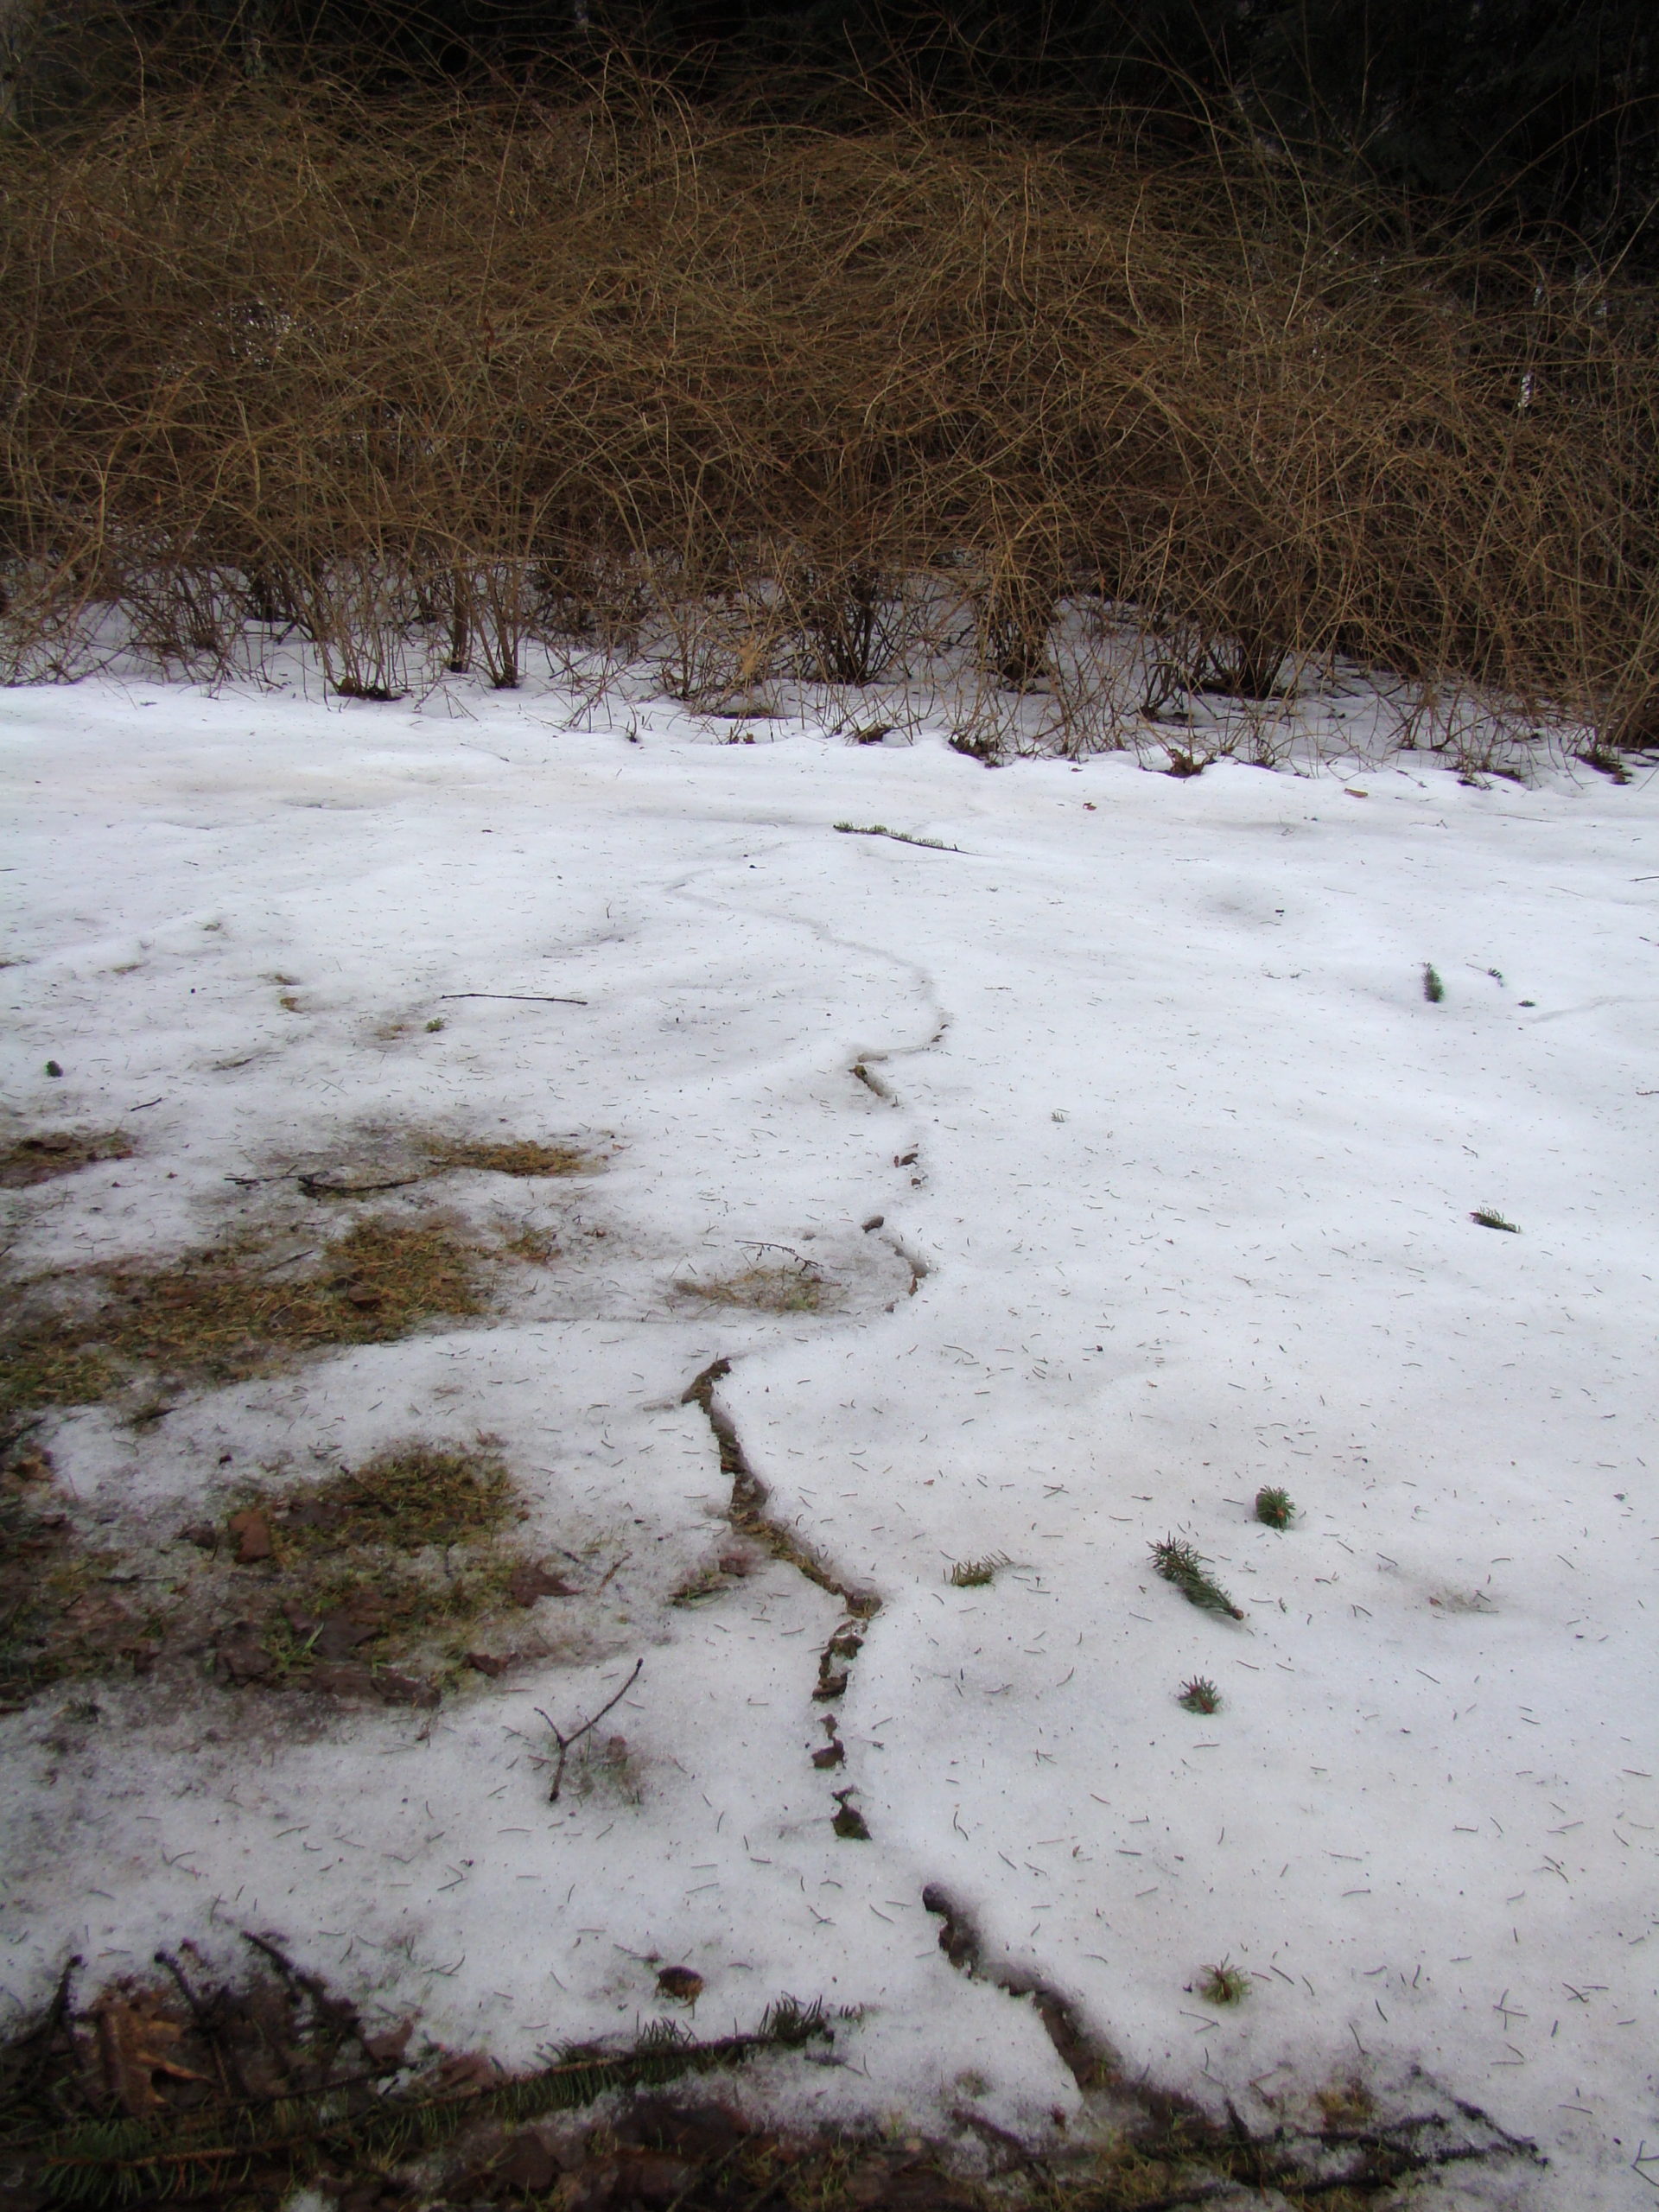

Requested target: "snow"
[{"left": 2, "top": 670, "right": 1657, "bottom": 2205}]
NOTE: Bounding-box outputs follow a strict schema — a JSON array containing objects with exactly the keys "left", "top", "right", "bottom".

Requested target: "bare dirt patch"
[{"left": 673, "top": 1257, "right": 836, "bottom": 1314}]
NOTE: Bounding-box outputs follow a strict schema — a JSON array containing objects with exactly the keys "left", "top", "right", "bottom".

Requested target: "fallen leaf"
[
  {"left": 60, "top": 1590, "right": 131, "bottom": 1637},
  {"left": 363, "top": 2018, "right": 414, "bottom": 2065},
  {"left": 305, "top": 1661, "right": 378, "bottom": 1698},
  {"left": 498, "top": 2131, "right": 561, "bottom": 2191},
  {"left": 373, "top": 1668, "right": 439, "bottom": 1707},
  {"left": 228, "top": 1508, "right": 273, "bottom": 1563},
  {"left": 655, "top": 1966, "right": 703, "bottom": 2005},
  {"left": 312, "top": 1611, "right": 382, "bottom": 1661},
  {"left": 508, "top": 1560, "right": 577, "bottom": 1605},
  {"left": 92, "top": 1989, "right": 208, "bottom": 2113},
  {"left": 216, "top": 1623, "right": 274, "bottom": 1682}
]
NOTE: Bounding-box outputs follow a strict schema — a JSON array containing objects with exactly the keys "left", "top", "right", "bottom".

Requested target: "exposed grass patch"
[
  {"left": 673, "top": 1262, "right": 832, "bottom": 1314},
  {"left": 0, "top": 1335, "right": 117, "bottom": 1426},
  {"left": 276, "top": 1444, "right": 514, "bottom": 1553},
  {"left": 424, "top": 1137, "right": 590, "bottom": 1178},
  {"left": 0, "top": 1130, "right": 134, "bottom": 1190},
  {"left": 0, "top": 1217, "right": 485, "bottom": 1426},
  {"left": 2, "top": 1436, "right": 547, "bottom": 1707},
  {"left": 1150, "top": 1535, "right": 1244, "bottom": 1619},
  {"left": 217, "top": 1442, "right": 550, "bottom": 1692},
  {"left": 1254, "top": 1484, "right": 1295, "bottom": 1529},
  {"left": 500, "top": 1225, "right": 560, "bottom": 1265},
  {"left": 0, "top": 1446, "right": 169, "bottom": 1706}
]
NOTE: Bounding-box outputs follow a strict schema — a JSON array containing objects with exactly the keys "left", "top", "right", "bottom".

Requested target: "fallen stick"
[
  {"left": 437, "top": 992, "right": 588, "bottom": 1006},
  {"left": 537, "top": 1658, "right": 644, "bottom": 1802}
]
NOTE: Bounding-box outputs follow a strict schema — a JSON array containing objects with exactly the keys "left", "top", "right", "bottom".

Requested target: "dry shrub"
[{"left": 2, "top": 74, "right": 1656, "bottom": 750}]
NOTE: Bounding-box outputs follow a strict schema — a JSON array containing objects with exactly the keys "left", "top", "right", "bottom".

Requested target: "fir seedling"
[
  {"left": 1254, "top": 1485, "right": 1294, "bottom": 1529},
  {"left": 1150, "top": 1536, "right": 1244, "bottom": 1619},
  {"left": 1196, "top": 1961, "right": 1250, "bottom": 2005},
  {"left": 947, "top": 1554, "right": 1007, "bottom": 1587},
  {"left": 1422, "top": 964, "right": 1444, "bottom": 1002},
  {"left": 1178, "top": 1676, "right": 1221, "bottom": 1714},
  {"left": 1471, "top": 1208, "right": 1519, "bottom": 1232},
  {"left": 424, "top": 1018, "right": 443, "bottom": 1033}
]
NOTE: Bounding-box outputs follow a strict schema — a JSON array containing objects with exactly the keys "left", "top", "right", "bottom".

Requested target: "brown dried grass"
[
  {"left": 2, "top": 73, "right": 1656, "bottom": 751},
  {"left": 673, "top": 1262, "right": 833, "bottom": 1313},
  {"left": 0, "top": 1129, "right": 134, "bottom": 1189},
  {"left": 424, "top": 1137, "right": 590, "bottom": 1178},
  {"left": 0, "top": 1218, "right": 484, "bottom": 1423}
]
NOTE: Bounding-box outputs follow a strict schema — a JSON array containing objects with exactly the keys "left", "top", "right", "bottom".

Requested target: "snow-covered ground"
[{"left": 3, "top": 671, "right": 1657, "bottom": 2205}]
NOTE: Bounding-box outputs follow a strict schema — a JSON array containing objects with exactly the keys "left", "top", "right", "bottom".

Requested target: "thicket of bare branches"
[{"left": 3, "top": 73, "right": 1656, "bottom": 754}]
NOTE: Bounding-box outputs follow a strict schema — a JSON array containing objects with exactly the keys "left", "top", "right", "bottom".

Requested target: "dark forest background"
[{"left": 10, "top": 0, "right": 1658, "bottom": 264}]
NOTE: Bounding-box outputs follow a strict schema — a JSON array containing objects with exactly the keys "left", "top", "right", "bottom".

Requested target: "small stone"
[{"left": 44, "top": 1060, "right": 62, "bottom": 1078}]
